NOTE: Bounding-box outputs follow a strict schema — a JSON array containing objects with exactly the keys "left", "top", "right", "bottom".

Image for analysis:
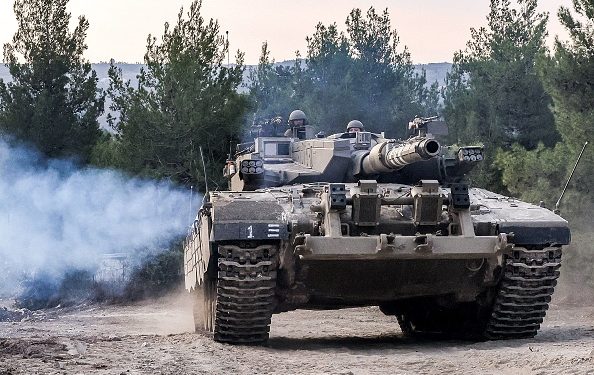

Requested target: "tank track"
[
  {"left": 214, "top": 243, "right": 278, "bottom": 344},
  {"left": 393, "top": 246, "right": 562, "bottom": 340},
  {"left": 485, "top": 246, "right": 562, "bottom": 339}
]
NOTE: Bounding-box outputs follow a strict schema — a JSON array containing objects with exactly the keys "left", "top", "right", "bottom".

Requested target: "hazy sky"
[{"left": 0, "top": 0, "right": 572, "bottom": 65}]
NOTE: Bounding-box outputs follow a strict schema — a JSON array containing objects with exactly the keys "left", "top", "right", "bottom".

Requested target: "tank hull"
[
  {"left": 184, "top": 182, "right": 568, "bottom": 343},
  {"left": 297, "top": 258, "right": 494, "bottom": 306}
]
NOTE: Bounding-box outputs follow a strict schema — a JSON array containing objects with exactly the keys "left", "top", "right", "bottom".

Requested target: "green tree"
[
  {"left": 246, "top": 42, "right": 303, "bottom": 122},
  {"left": 549, "top": 0, "right": 594, "bottom": 289},
  {"left": 445, "top": 0, "right": 557, "bottom": 149},
  {"left": 494, "top": 0, "right": 594, "bottom": 292},
  {"left": 246, "top": 7, "right": 439, "bottom": 137},
  {"left": 301, "top": 22, "right": 353, "bottom": 133},
  {"left": 106, "top": 0, "right": 248, "bottom": 188},
  {"left": 301, "top": 7, "right": 434, "bottom": 136},
  {"left": 499, "top": 0, "right": 594, "bottom": 213},
  {"left": 542, "top": 0, "right": 594, "bottom": 151},
  {"left": 443, "top": 0, "right": 558, "bottom": 189},
  {"left": 0, "top": 0, "right": 104, "bottom": 161}
]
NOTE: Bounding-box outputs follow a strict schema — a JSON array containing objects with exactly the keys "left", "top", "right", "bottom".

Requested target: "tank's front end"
[{"left": 276, "top": 180, "right": 569, "bottom": 316}]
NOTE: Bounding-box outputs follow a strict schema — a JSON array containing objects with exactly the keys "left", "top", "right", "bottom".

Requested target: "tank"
[{"left": 184, "top": 116, "right": 569, "bottom": 344}]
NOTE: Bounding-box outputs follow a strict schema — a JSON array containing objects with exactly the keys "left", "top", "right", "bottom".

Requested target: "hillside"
[
  {"left": 0, "top": 61, "right": 452, "bottom": 88},
  {"left": 0, "top": 62, "right": 451, "bottom": 129}
]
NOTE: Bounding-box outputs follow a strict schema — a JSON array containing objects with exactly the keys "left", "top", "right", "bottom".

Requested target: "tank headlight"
[
  {"left": 239, "top": 160, "right": 263, "bottom": 174},
  {"left": 459, "top": 147, "right": 484, "bottom": 162}
]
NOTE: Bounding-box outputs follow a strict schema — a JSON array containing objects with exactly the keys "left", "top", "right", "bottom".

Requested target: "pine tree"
[
  {"left": 535, "top": 0, "right": 594, "bottom": 290},
  {"left": 444, "top": 0, "right": 557, "bottom": 150},
  {"left": 106, "top": 0, "right": 248, "bottom": 188},
  {"left": 499, "top": 0, "right": 594, "bottom": 214},
  {"left": 301, "top": 7, "right": 432, "bottom": 136},
  {"left": 443, "top": 0, "right": 558, "bottom": 190},
  {"left": 0, "top": 0, "right": 104, "bottom": 161},
  {"left": 246, "top": 42, "right": 303, "bottom": 122},
  {"left": 542, "top": 0, "right": 594, "bottom": 151},
  {"left": 245, "top": 7, "right": 439, "bottom": 137}
]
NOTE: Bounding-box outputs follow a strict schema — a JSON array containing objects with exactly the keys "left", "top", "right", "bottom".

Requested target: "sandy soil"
[{"left": 2, "top": 290, "right": 594, "bottom": 375}]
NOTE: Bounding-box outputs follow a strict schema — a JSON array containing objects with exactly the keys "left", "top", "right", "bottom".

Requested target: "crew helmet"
[
  {"left": 288, "top": 110, "right": 308, "bottom": 126},
  {"left": 346, "top": 120, "right": 364, "bottom": 132}
]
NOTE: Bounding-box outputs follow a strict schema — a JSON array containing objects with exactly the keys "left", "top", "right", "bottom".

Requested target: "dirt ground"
[{"left": 2, "top": 285, "right": 594, "bottom": 375}]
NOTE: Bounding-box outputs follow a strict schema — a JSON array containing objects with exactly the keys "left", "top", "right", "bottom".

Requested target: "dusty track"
[{"left": 2, "top": 291, "right": 594, "bottom": 375}]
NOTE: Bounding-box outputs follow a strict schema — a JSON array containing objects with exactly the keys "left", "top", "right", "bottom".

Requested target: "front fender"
[{"left": 211, "top": 195, "right": 289, "bottom": 241}]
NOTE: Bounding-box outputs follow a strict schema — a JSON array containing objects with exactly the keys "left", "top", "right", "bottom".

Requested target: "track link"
[
  {"left": 214, "top": 243, "right": 278, "bottom": 344},
  {"left": 485, "top": 246, "right": 562, "bottom": 339}
]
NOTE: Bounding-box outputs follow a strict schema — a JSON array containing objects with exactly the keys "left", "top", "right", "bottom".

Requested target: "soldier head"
[
  {"left": 347, "top": 120, "right": 364, "bottom": 133},
  {"left": 288, "top": 110, "right": 308, "bottom": 128}
]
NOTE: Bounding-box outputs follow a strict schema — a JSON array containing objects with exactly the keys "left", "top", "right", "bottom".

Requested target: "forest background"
[{"left": 0, "top": 0, "right": 592, "bottom": 300}]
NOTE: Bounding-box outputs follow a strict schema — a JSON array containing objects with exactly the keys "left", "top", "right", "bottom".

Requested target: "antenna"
[
  {"left": 188, "top": 185, "right": 194, "bottom": 223},
  {"left": 199, "top": 146, "right": 209, "bottom": 194},
  {"left": 554, "top": 141, "right": 589, "bottom": 214},
  {"left": 226, "top": 30, "right": 230, "bottom": 66}
]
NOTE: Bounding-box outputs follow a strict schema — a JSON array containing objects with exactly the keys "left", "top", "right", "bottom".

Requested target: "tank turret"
[{"left": 225, "top": 116, "right": 482, "bottom": 191}]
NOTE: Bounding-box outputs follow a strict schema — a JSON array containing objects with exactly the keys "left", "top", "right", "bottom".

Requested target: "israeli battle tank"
[{"left": 183, "top": 116, "right": 570, "bottom": 344}]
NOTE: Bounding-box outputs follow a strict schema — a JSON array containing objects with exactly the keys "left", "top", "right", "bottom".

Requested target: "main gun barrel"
[{"left": 361, "top": 138, "right": 441, "bottom": 175}]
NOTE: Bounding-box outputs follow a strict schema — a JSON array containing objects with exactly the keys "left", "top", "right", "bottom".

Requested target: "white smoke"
[{"left": 0, "top": 139, "right": 196, "bottom": 296}]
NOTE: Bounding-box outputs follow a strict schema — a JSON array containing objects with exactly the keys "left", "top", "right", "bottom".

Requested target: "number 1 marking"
[{"left": 247, "top": 225, "right": 254, "bottom": 239}]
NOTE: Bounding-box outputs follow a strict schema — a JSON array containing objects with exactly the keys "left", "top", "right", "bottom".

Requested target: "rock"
[
  {"left": 73, "top": 341, "right": 87, "bottom": 356},
  {"left": 63, "top": 340, "right": 87, "bottom": 357}
]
